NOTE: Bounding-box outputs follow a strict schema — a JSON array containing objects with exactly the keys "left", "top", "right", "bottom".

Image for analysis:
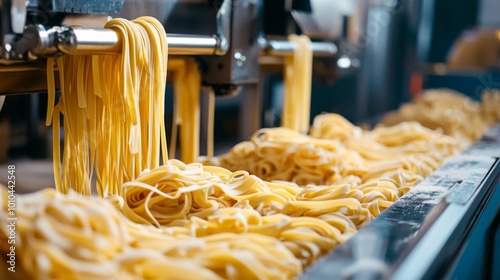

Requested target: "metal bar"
[
  {"left": 59, "top": 28, "right": 121, "bottom": 54},
  {"left": 260, "top": 39, "right": 337, "bottom": 57},
  {"left": 57, "top": 28, "right": 219, "bottom": 56},
  {"left": 30, "top": 26, "right": 336, "bottom": 57},
  {"left": 166, "top": 35, "right": 218, "bottom": 55}
]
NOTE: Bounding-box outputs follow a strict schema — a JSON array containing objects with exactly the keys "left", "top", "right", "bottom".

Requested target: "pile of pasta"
[
  {"left": 381, "top": 89, "right": 500, "bottom": 141},
  {"left": 219, "top": 113, "right": 463, "bottom": 190},
  {"left": 0, "top": 187, "right": 303, "bottom": 279},
  {"left": 219, "top": 89, "right": 500, "bottom": 190}
]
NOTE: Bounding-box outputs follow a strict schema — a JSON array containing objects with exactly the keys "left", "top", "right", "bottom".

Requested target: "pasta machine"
[
  {"left": 0, "top": 0, "right": 340, "bottom": 141},
  {"left": 0, "top": 0, "right": 339, "bottom": 97},
  {"left": 0, "top": 0, "right": 230, "bottom": 96}
]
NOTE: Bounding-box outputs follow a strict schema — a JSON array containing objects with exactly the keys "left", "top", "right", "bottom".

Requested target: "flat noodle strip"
[
  {"left": 176, "top": 58, "right": 201, "bottom": 163},
  {"left": 207, "top": 90, "right": 216, "bottom": 159},
  {"left": 45, "top": 58, "right": 56, "bottom": 126},
  {"left": 168, "top": 58, "right": 201, "bottom": 163},
  {"left": 282, "top": 35, "right": 313, "bottom": 133}
]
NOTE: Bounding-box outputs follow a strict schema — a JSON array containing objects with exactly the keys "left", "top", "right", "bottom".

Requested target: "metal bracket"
[{"left": 215, "top": 0, "right": 231, "bottom": 55}]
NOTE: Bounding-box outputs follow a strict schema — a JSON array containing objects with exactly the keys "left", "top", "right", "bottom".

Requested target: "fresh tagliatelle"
[
  {"left": 219, "top": 116, "right": 461, "bottom": 188},
  {"left": 0, "top": 188, "right": 302, "bottom": 280},
  {"left": 47, "top": 17, "right": 168, "bottom": 196}
]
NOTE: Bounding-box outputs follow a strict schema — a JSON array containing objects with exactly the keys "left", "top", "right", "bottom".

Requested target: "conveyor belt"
[{"left": 301, "top": 123, "right": 500, "bottom": 279}]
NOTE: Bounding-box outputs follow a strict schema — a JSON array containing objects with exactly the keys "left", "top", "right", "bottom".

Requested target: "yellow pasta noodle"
[
  {"left": 169, "top": 58, "right": 202, "bottom": 163},
  {"left": 282, "top": 35, "right": 313, "bottom": 133}
]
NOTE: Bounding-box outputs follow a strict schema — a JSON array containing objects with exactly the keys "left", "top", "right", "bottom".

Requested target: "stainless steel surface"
[
  {"left": 167, "top": 35, "right": 219, "bottom": 55},
  {"left": 260, "top": 39, "right": 338, "bottom": 57},
  {"left": 393, "top": 156, "right": 500, "bottom": 279},
  {"left": 118, "top": 0, "right": 235, "bottom": 48},
  {"left": 26, "top": 25, "right": 61, "bottom": 56},
  {"left": 27, "top": 25, "right": 220, "bottom": 56},
  {"left": 215, "top": 0, "right": 231, "bottom": 56},
  {"left": 59, "top": 28, "right": 219, "bottom": 55},
  {"left": 11, "top": 0, "right": 27, "bottom": 34},
  {"left": 201, "top": 0, "right": 261, "bottom": 92},
  {"left": 58, "top": 28, "right": 121, "bottom": 54},
  {"left": 300, "top": 123, "right": 500, "bottom": 279},
  {"left": 290, "top": 10, "right": 324, "bottom": 39},
  {"left": 1, "top": 0, "right": 125, "bottom": 60}
]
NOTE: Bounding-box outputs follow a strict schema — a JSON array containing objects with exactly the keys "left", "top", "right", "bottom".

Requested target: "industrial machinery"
[
  {"left": 0, "top": 0, "right": 499, "bottom": 279},
  {"left": 0, "top": 0, "right": 339, "bottom": 140}
]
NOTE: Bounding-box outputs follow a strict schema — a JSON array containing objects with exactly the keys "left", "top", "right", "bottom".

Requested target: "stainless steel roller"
[
  {"left": 23, "top": 24, "right": 337, "bottom": 58},
  {"left": 260, "top": 39, "right": 337, "bottom": 57},
  {"left": 25, "top": 24, "right": 222, "bottom": 56},
  {"left": 58, "top": 28, "right": 221, "bottom": 55}
]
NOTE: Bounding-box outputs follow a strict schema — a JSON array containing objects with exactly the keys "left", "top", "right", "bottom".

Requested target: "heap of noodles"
[
  {"left": 218, "top": 89, "right": 500, "bottom": 192},
  {"left": 218, "top": 113, "right": 463, "bottom": 191},
  {"left": 381, "top": 89, "right": 500, "bottom": 141},
  {"left": 0, "top": 188, "right": 303, "bottom": 279},
  {"left": 1, "top": 15, "right": 500, "bottom": 279}
]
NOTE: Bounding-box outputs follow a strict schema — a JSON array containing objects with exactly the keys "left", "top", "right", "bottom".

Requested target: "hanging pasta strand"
[
  {"left": 282, "top": 35, "right": 313, "bottom": 133},
  {"left": 207, "top": 90, "right": 216, "bottom": 160},
  {"left": 168, "top": 58, "right": 202, "bottom": 163},
  {"left": 49, "top": 18, "right": 168, "bottom": 196}
]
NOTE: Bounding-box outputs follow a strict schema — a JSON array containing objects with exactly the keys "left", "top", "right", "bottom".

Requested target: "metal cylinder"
[
  {"left": 57, "top": 27, "right": 218, "bottom": 56},
  {"left": 261, "top": 39, "right": 337, "bottom": 57},
  {"left": 165, "top": 35, "right": 218, "bottom": 55},
  {"left": 58, "top": 28, "right": 121, "bottom": 54}
]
